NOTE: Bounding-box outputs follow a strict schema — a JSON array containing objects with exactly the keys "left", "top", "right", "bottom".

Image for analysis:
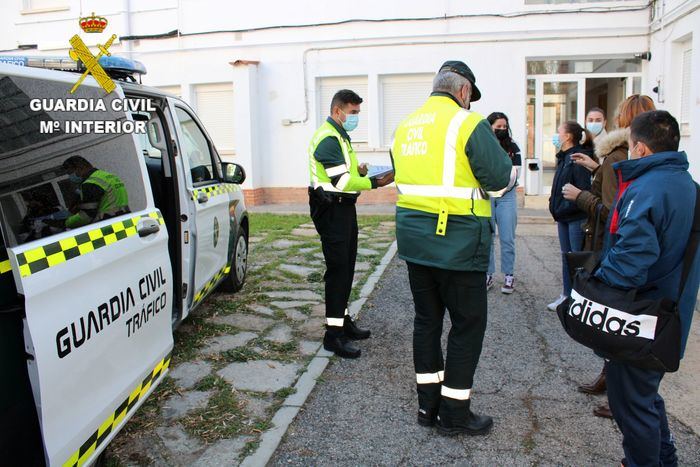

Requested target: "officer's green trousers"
[{"left": 406, "top": 262, "right": 487, "bottom": 410}]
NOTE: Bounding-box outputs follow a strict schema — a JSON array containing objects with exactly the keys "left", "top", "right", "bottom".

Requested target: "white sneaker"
[
  {"left": 486, "top": 274, "right": 494, "bottom": 291},
  {"left": 501, "top": 275, "right": 514, "bottom": 294},
  {"left": 547, "top": 294, "right": 567, "bottom": 311}
]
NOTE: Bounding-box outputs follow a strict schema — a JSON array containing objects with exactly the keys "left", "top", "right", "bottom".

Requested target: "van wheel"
[{"left": 221, "top": 229, "right": 248, "bottom": 293}]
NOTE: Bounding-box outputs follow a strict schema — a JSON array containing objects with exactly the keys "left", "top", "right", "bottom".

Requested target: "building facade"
[{"left": 1, "top": 0, "right": 697, "bottom": 204}]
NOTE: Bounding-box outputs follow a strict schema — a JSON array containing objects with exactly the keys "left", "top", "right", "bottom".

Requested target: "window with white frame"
[
  {"left": 194, "top": 83, "right": 235, "bottom": 154},
  {"left": 380, "top": 74, "right": 434, "bottom": 147},
  {"left": 318, "top": 76, "right": 368, "bottom": 143},
  {"left": 22, "top": 0, "right": 68, "bottom": 11},
  {"left": 680, "top": 44, "right": 692, "bottom": 135}
]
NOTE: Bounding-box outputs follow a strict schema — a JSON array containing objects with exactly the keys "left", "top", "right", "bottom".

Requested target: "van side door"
[
  {"left": 0, "top": 64, "right": 174, "bottom": 466},
  {"left": 170, "top": 104, "right": 231, "bottom": 310}
]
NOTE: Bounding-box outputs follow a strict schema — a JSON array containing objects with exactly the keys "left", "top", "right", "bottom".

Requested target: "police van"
[{"left": 0, "top": 57, "right": 249, "bottom": 466}]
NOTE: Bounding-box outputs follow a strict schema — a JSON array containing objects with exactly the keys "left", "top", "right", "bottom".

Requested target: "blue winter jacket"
[{"left": 596, "top": 151, "right": 700, "bottom": 357}]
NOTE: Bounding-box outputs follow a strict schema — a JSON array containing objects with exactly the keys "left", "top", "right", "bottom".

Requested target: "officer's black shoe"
[
  {"left": 417, "top": 407, "right": 439, "bottom": 427},
  {"left": 343, "top": 315, "right": 371, "bottom": 340},
  {"left": 323, "top": 331, "right": 361, "bottom": 359},
  {"left": 436, "top": 410, "right": 493, "bottom": 436}
]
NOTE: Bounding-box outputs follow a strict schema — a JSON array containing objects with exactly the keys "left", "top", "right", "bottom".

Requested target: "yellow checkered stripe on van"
[
  {"left": 63, "top": 353, "right": 172, "bottom": 467},
  {"left": 191, "top": 183, "right": 241, "bottom": 201},
  {"left": 192, "top": 262, "right": 231, "bottom": 306},
  {"left": 16, "top": 211, "right": 164, "bottom": 278},
  {"left": 0, "top": 248, "right": 10, "bottom": 276},
  {"left": 0, "top": 259, "right": 10, "bottom": 276}
]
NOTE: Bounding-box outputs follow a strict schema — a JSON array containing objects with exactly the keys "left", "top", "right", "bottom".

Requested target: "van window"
[
  {"left": 131, "top": 111, "right": 162, "bottom": 159},
  {"left": 174, "top": 107, "right": 218, "bottom": 185},
  {"left": 0, "top": 74, "right": 147, "bottom": 246}
]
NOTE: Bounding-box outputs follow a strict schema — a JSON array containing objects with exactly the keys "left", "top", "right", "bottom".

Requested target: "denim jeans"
[
  {"left": 488, "top": 188, "right": 518, "bottom": 276},
  {"left": 557, "top": 219, "right": 585, "bottom": 295}
]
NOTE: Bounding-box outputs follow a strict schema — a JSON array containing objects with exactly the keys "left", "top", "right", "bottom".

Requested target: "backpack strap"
[{"left": 678, "top": 183, "right": 700, "bottom": 299}]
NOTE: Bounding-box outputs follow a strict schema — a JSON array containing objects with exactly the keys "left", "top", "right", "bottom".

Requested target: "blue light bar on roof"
[{"left": 98, "top": 56, "right": 147, "bottom": 75}]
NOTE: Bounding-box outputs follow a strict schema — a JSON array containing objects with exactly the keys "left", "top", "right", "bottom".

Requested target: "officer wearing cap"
[{"left": 392, "top": 61, "right": 513, "bottom": 435}]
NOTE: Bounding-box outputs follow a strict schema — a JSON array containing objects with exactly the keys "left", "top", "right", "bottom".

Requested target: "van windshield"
[{"left": 0, "top": 73, "right": 147, "bottom": 246}]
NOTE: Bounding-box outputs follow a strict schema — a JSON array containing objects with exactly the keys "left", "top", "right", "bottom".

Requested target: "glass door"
[{"left": 535, "top": 78, "right": 585, "bottom": 194}]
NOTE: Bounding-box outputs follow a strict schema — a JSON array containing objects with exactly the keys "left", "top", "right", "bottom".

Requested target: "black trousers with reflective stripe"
[
  {"left": 407, "top": 262, "right": 487, "bottom": 409},
  {"left": 310, "top": 196, "right": 358, "bottom": 331}
]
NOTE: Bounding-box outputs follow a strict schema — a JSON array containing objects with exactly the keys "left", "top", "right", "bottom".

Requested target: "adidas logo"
[{"left": 568, "top": 289, "right": 658, "bottom": 340}]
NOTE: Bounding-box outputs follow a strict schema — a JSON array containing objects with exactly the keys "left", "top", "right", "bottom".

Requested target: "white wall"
[{"left": 648, "top": 0, "right": 699, "bottom": 180}]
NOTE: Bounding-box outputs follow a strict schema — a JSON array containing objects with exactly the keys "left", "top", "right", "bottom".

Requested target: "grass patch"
[
  {"left": 194, "top": 374, "right": 227, "bottom": 391},
  {"left": 219, "top": 338, "right": 299, "bottom": 364},
  {"left": 241, "top": 439, "right": 261, "bottom": 458},
  {"left": 222, "top": 346, "right": 261, "bottom": 362},
  {"left": 274, "top": 386, "right": 297, "bottom": 399},
  {"left": 181, "top": 381, "right": 248, "bottom": 442},
  {"left": 251, "top": 213, "right": 309, "bottom": 233},
  {"left": 306, "top": 271, "right": 323, "bottom": 283},
  {"left": 172, "top": 319, "right": 228, "bottom": 362}
]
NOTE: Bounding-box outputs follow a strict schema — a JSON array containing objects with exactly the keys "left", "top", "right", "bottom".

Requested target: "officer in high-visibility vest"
[
  {"left": 62, "top": 155, "right": 130, "bottom": 229},
  {"left": 309, "top": 89, "right": 394, "bottom": 359},
  {"left": 392, "top": 61, "right": 515, "bottom": 435}
]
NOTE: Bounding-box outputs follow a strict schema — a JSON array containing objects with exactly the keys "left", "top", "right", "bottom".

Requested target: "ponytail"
[
  {"left": 563, "top": 120, "right": 594, "bottom": 150},
  {"left": 580, "top": 129, "right": 594, "bottom": 150}
]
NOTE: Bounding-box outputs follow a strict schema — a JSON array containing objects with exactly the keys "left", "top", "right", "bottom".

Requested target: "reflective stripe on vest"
[
  {"left": 392, "top": 96, "right": 491, "bottom": 235},
  {"left": 308, "top": 121, "right": 359, "bottom": 194},
  {"left": 84, "top": 169, "right": 129, "bottom": 219}
]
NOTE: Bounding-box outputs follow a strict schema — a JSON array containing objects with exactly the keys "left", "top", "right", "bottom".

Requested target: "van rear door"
[{"left": 0, "top": 64, "right": 173, "bottom": 466}]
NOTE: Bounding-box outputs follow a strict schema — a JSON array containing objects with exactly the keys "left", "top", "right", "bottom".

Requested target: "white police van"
[{"left": 0, "top": 57, "right": 249, "bottom": 466}]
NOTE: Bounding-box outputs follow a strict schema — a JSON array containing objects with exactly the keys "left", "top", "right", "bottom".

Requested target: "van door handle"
[
  {"left": 138, "top": 219, "right": 160, "bottom": 237},
  {"left": 197, "top": 192, "right": 208, "bottom": 204}
]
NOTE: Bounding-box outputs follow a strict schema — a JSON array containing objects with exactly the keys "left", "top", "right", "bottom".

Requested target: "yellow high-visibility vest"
[
  {"left": 308, "top": 121, "right": 369, "bottom": 194},
  {"left": 392, "top": 95, "right": 491, "bottom": 235}
]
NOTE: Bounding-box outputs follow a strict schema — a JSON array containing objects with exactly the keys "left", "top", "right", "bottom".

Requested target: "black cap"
[{"left": 438, "top": 60, "right": 481, "bottom": 102}]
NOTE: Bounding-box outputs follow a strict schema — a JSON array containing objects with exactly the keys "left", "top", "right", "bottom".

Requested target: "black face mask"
[{"left": 494, "top": 129, "right": 509, "bottom": 140}]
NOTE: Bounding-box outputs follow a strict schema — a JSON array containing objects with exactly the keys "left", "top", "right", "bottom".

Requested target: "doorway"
[{"left": 525, "top": 57, "right": 642, "bottom": 195}]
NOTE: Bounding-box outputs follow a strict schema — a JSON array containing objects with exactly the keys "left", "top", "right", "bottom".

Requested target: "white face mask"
[{"left": 628, "top": 143, "right": 640, "bottom": 160}]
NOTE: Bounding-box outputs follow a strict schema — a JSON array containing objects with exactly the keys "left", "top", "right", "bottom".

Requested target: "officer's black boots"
[
  {"left": 323, "top": 330, "right": 361, "bottom": 359},
  {"left": 343, "top": 315, "right": 371, "bottom": 340},
  {"left": 435, "top": 400, "right": 493, "bottom": 436}
]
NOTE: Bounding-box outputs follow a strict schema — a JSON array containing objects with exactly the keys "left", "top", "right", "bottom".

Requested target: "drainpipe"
[{"left": 122, "top": 0, "right": 133, "bottom": 57}]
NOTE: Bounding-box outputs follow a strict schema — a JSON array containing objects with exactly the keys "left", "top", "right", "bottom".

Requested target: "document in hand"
[{"left": 367, "top": 165, "right": 394, "bottom": 179}]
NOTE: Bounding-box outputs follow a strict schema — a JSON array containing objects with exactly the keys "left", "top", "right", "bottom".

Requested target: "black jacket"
[{"left": 549, "top": 145, "right": 593, "bottom": 223}]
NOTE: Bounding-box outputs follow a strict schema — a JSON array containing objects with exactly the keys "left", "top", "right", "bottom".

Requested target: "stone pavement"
[
  {"left": 103, "top": 215, "right": 396, "bottom": 466},
  {"left": 271, "top": 224, "right": 700, "bottom": 465}
]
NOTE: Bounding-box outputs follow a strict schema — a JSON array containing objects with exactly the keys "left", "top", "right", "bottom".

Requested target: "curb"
[{"left": 239, "top": 241, "right": 398, "bottom": 467}]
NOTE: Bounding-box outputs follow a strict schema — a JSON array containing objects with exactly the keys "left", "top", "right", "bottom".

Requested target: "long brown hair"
[{"left": 616, "top": 94, "right": 656, "bottom": 129}]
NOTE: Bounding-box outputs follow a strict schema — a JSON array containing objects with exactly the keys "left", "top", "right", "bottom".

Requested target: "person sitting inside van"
[{"left": 62, "top": 156, "right": 130, "bottom": 228}]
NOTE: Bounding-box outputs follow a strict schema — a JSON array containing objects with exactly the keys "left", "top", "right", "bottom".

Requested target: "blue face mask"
[
  {"left": 342, "top": 113, "right": 359, "bottom": 132},
  {"left": 586, "top": 121, "right": 604, "bottom": 136},
  {"left": 552, "top": 134, "right": 562, "bottom": 151},
  {"left": 68, "top": 174, "right": 83, "bottom": 184}
]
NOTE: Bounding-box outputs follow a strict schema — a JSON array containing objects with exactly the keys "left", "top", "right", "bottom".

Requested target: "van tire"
[{"left": 221, "top": 229, "right": 248, "bottom": 293}]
